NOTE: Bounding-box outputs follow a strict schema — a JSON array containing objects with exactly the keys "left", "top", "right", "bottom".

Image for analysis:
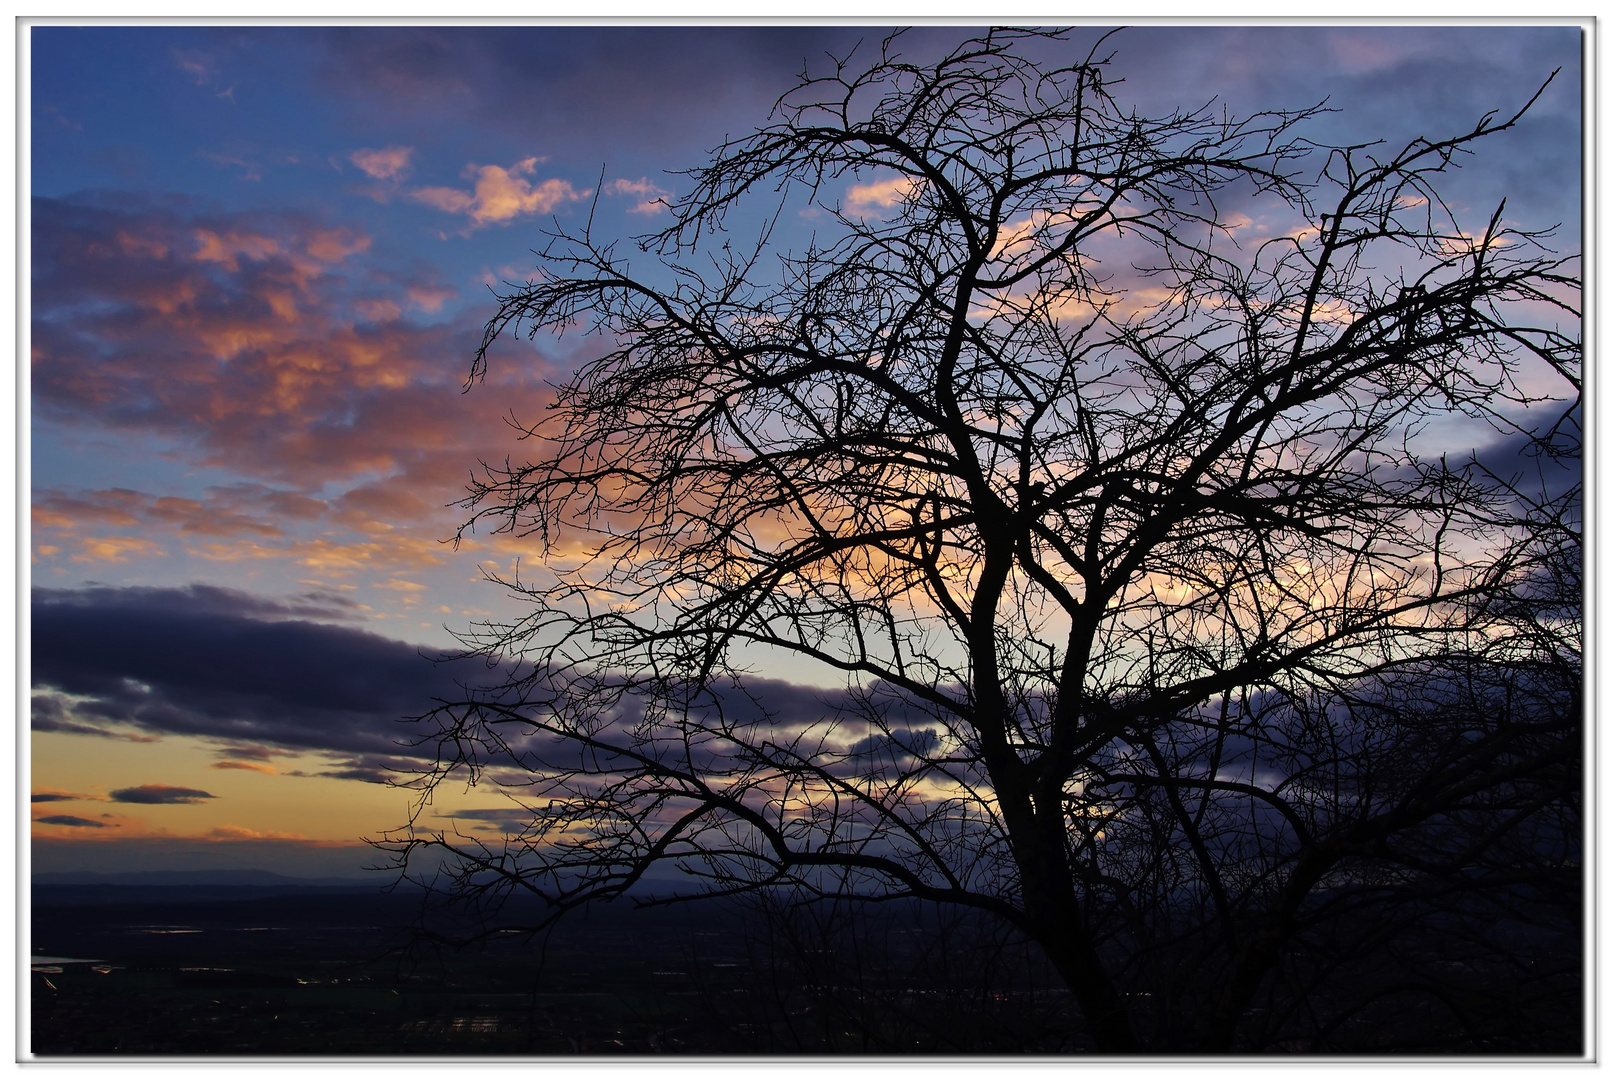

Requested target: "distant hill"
[{"left": 33, "top": 868, "right": 381, "bottom": 888}]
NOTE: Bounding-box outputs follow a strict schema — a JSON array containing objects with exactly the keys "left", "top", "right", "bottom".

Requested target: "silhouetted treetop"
[{"left": 402, "top": 28, "right": 1579, "bottom": 1054}]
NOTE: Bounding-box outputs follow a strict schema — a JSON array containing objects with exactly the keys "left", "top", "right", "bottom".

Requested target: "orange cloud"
[
  {"left": 372, "top": 578, "right": 427, "bottom": 592},
  {"left": 411, "top": 158, "right": 588, "bottom": 228},
  {"left": 206, "top": 825, "right": 307, "bottom": 841},
  {"left": 292, "top": 537, "right": 447, "bottom": 573},
  {"left": 182, "top": 534, "right": 448, "bottom": 575},
  {"left": 71, "top": 536, "right": 165, "bottom": 564}
]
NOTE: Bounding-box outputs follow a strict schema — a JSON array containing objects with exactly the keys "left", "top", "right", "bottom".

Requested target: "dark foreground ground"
[
  {"left": 31, "top": 881, "right": 1084, "bottom": 1055},
  {"left": 31, "top": 879, "right": 1580, "bottom": 1056}
]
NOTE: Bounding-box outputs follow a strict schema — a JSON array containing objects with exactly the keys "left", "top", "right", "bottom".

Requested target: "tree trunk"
[{"left": 1016, "top": 836, "right": 1138, "bottom": 1052}]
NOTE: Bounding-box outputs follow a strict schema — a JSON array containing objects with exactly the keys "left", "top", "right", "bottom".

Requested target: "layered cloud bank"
[
  {"left": 31, "top": 584, "right": 945, "bottom": 785},
  {"left": 32, "top": 585, "right": 467, "bottom": 781}
]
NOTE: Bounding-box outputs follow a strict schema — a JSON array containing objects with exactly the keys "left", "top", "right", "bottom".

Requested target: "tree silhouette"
[{"left": 395, "top": 29, "right": 1580, "bottom": 1052}]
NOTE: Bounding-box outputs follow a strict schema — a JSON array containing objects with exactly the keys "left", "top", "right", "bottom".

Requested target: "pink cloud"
[
  {"left": 349, "top": 144, "right": 414, "bottom": 182},
  {"left": 35, "top": 488, "right": 288, "bottom": 541},
  {"left": 606, "top": 176, "right": 671, "bottom": 215},
  {"left": 192, "top": 227, "right": 280, "bottom": 271},
  {"left": 406, "top": 284, "right": 456, "bottom": 312},
  {"left": 32, "top": 195, "right": 570, "bottom": 579},
  {"left": 411, "top": 158, "right": 588, "bottom": 228}
]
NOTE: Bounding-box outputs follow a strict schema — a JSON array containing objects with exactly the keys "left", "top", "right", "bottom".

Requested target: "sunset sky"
[{"left": 27, "top": 23, "right": 1583, "bottom": 878}]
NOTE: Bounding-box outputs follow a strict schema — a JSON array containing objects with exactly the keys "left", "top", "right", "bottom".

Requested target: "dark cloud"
[
  {"left": 846, "top": 727, "right": 941, "bottom": 761},
  {"left": 315, "top": 767, "right": 393, "bottom": 785},
  {"left": 1470, "top": 415, "right": 1582, "bottom": 506},
  {"left": 110, "top": 785, "right": 217, "bottom": 805},
  {"left": 30, "top": 584, "right": 956, "bottom": 786},
  {"left": 311, "top": 26, "right": 863, "bottom": 158},
  {"left": 435, "top": 807, "right": 541, "bottom": 833},
  {"left": 31, "top": 585, "right": 484, "bottom": 771},
  {"left": 307, "top": 26, "right": 1582, "bottom": 238},
  {"left": 31, "top": 692, "right": 162, "bottom": 741},
  {"left": 211, "top": 743, "right": 287, "bottom": 762},
  {"left": 37, "top": 815, "right": 113, "bottom": 828},
  {"left": 308, "top": 754, "right": 423, "bottom": 785},
  {"left": 40, "top": 583, "right": 360, "bottom": 623},
  {"left": 31, "top": 793, "right": 76, "bottom": 803}
]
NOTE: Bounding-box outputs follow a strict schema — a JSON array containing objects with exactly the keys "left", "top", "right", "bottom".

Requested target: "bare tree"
[{"left": 394, "top": 29, "right": 1580, "bottom": 1052}]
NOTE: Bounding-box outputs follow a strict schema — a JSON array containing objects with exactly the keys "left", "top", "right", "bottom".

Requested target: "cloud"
[
  {"left": 110, "top": 785, "right": 218, "bottom": 805},
  {"left": 211, "top": 743, "right": 290, "bottom": 762},
  {"left": 436, "top": 807, "right": 540, "bottom": 832},
  {"left": 31, "top": 585, "right": 475, "bottom": 770},
  {"left": 183, "top": 535, "right": 450, "bottom": 573},
  {"left": 1470, "top": 423, "right": 1581, "bottom": 504},
  {"left": 846, "top": 727, "right": 940, "bottom": 761},
  {"left": 28, "top": 584, "right": 958, "bottom": 789},
  {"left": 41, "top": 583, "right": 362, "bottom": 623},
  {"left": 30, "top": 486, "right": 455, "bottom": 577},
  {"left": 314, "top": 765, "right": 395, "bottom": 784},
  {"left": 170, "top": 46, "right": 220, "bottom": 85},
  {"left": 405, "top": 284, "right": 455, "bottom": 312},
  {"left": 605, "top": 177, "right": 671, "bottom": 216},
  {"left": 71, "top": 536, "right": 165, "bottom": 564},
  {"left": 35, "top": 488, "right": 288, "bottom": 544},
  {"left": 32, "top": 791, "right": 98, "bottom": 803},
  {"left": 211, "top": 760, "right": 277, "bottom": 773},
  {"left": 310, "top": 26, "right": 860, "bottom": 156},
  {"left": 36, "top": 815, "right": 114, "bottom": 829},
  {"left": 32, "top": 693, "right": 163, "bottom": 741},
  {"left": 32, "top": 196, "right": 454, "bottom": 481},
  {"left": 198, "top": 149, "right": 262, "bottom": 181},
  {"left": 31, "top": 193, "right": 560, "bottom": 579},
  {"left": 373, "top": 578, "right": 427, "bottom": 592},
  {"left": 845, "top": 174, "right": 921, "bottom": 215},
  {"left": 350, "top": 145, "right": 413, "bottom": 182},
  {"left": 411, "top": 158, "right": 588, "bottom": 228},
  {"left": 205, "top": 825, "right": 305, "bottom": 841}
]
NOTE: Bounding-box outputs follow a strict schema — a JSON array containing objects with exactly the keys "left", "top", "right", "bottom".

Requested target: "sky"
[{"left": 26, "top": 23, "right": 1584, "bottom": 878}]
